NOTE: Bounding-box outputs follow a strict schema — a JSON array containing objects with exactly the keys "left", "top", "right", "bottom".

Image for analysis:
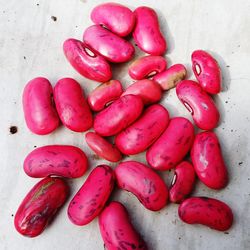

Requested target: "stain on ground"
[
  {"left": 51, "top": 16, "right": 57, "bottom": 22},
  {"left": 9, "top": 126, "right": 18, "bottom": 134}
]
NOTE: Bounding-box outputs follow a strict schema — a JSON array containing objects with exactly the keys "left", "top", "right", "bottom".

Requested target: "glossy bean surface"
[{"left": 176, "top": 80, "right": 220, "bottom": 130}]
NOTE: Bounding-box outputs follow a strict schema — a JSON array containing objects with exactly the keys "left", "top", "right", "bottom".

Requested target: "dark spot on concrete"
[
  {"left": 225, "top": 101, "right": 228, "bottom": 103},
  {"left": 23, "top": 56, "right": 26, "bottom": 59},
  {"left": 33, "top": 145, "right": 37, "bottom": 148},
  {"left": 51, "top": 16, "right": 57, "bottom": 22},
  {"left": 36, "top": 3, "right": 39, "bottom": 6},
  {"left": 224, "top": 232, "right": 229, "bottom": 234},
  {"left": 226, "top": 65, "right": 230, "bottom": 68},
  {"left": 9, "top": 126, "right": 18, "bottom": 134},
  {"left": 11, "top": 214, "right": 14, "bottom": 217},
  {"left": 238, "top": 162, "right": 243, "bottom": 166}
]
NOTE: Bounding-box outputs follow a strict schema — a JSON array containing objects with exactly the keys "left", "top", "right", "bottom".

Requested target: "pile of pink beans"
[{"left": 16, "top": 2, "right": 233, "bottom": 248}]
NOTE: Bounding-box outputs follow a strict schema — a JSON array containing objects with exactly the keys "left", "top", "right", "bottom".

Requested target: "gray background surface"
[{"left": 0, "top": 0, "right": 250, "bottom": 249}]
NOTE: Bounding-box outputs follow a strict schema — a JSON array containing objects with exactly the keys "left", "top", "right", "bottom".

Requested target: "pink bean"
[
  {"left": 54, "top": 78, "right": 92, "bottom": 132},
  {"left": 94, "top": 94, "right": 143, "bottom": 137},
  {"left": 115, "top": 104, "right": 169, "bottom": 155},
  {"left": 85, "top": 132, "right": 122, "bottom": 162},
  {"left": 68, "top": 165, "right": 115, "bottom": 226},
  {"left": 23, "top": 145, "right": 88, "bottom": 178},
  {"left": 90, "top": 3, "right": 135, "bottom": 37},
  {"left": 133, "top": 6, "right": 167, "bottom": 55},
  {"left": 192, "top": 50, "right": 221, "bottom": 94},
  {"left": 176, "top": 80, "right": 220, "bottom": 130},
  {"left": 128, "top": 55, "right": 167, "bottom": 80},
  {"left": 121, "top": 79, "right": 162, "bottom": 105},
  {"left": 83, "top": 25, "right": 135, "bottom": 63},
  {"left": 22, "top": 77, "right": 60, "bottom": 135},
  {"left": 63, "top": 38, "right": 112, "bottom": 82},
  {"left": 169, "top": 161, "right": 196, "bottom": 203},
  {"left": 178, "top": 197, "right": 233, "bottom": 231},
  {"left": 153, "top": 64, "right": 187, "bottom": 90},
  {"left": 191, "top": 131, "right": 228, "bottom": 189},
  {"left": 99, "top": 201, "right": 147, "bottom": 250},
  {"left": 115, "top": 161, "right": 169, "bottom": 211},
  {"left": 87, "top": 80, "right": 123, "bottom": 112},
  {"left": 146, "top": 117, "right": 195, "bottom": 171}
]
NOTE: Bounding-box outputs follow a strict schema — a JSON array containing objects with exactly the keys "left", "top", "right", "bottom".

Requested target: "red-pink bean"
[
  {"left": 94, "top": 94, "right": 143, "bottom": 136},
  {"left": 133, "top": 6, "right": 167, "bottom": 55},
  {"left": 178, "top": 197, "right": 233, "bottom": 231},
  {"left": 14, "top": 177, "right": 68, "bottom": 237},
  {"left": 176, "top": 80, "right": 220, "bottom": 130},
  {"left": 169, "top": 161, "right": 196, "bottom": 203},
  {"left": 90, "top": 3, "right": 135, "bottom": 37},
  {"left": 128, "top": 55, "right": 167, "bottom": 80},
  {"left": 83, "top": 25, "right": 135, "bottom": 63},
  {"left": 191, "top": 131, "right": 228, "bottom": 189},
  {"left": 68, "top": 165, "right": 115, "bottom": 226},
  {"left": 87, "top": 80, "right": 123, "bottom": 112},
  {"left": 54, "top": 78, "right": 92, "bottom": 132},
  {"left": 115, "top": 161, "right": 169, "bottom": 211},
  {"left": 99, "top": 201, "right": 147, "bottom": 250},
  {"left": 63, "top": 38, "right": 112, "bottom": 82},
  {"left": 115, "top": 104, "right": 169, "bottom": 155},
  {"left": 192, "top": 50, "right": 221, "bottom": 94},
  {"left": 153, "top": 64, "right": 187, "bottom": 90},
  {"left": 22, "top": 77, "right": 60, "bottom": 135},
  {"left": 121, "top": 79, "right": 162, "bottom": 105},
  {"left": 85, "top": 132, "right": 122, "bottom": 162},
  {"left": 23, "top": 145, "right": 88, "bottom": 178},
  {"left": 146, "top": 117, "right": 194, "bottom": 171}
]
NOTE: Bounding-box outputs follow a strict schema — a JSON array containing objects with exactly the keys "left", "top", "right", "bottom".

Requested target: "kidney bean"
[
  {"left": 169, "top": 161, "right": 196, "bottom": 203},
  {"left": 176, "top": 80, "right": 220, "bottom": 130},
  {"left": 178, "top": 197, "right": 233, "bottom": 231},
  {"left": 63, "top": 38, "right": 112, "bottom": 82},
  {"left": 191, "top": 131, "right": 228, "bottom": 189},
  {"left": 23, "top": 145, "right": 88, "bottom": 178},
  {"left": 192, "top": 50, "right": 221, "bottom": 94},
  {"left": 87, "top": 80, "right": 123, "bottom": 112},
  {"left": 133, "top": 6, "right": 167, "bottom": 55},
  {"left": 153, "top": 64, "right": 187, "bottom": 90},
  {"left": 85, "top": 132, "right": 122, "bottom": 162},
  {"left": 94, "top": 94, "right": 143, "bottom": 137},
  {"left": 115, "top": 161, "right": 168, "bottom": 211},
  {"left": 146, "top": 117, "right": 194, "bottom": 171},
  {"left": 54, "top": 78, "right": 92, "bottom": 132},
  {"left": 90, "top": 3, "right": 135, "bottom": 37},
  {"left": 121, "top": 79, "right": 162, "bottom": 105},
  {"left": 83, "top": 25, "right": 135, "bottom": 63},
  {"left": 22, "top": 77, "right": 59, "bottom": 135},
  {"left": 128, "top": 55, "right": 167, "bottom": 80},
  {"left": 99, "top": 201, "right": 147, "bottom": 250},
  {"left": 68, "top": 165, "right": 115, "bottom": 226},
  {"left": 115, "top": 104, "right": 169, "bottom": 155},
  {"left": 14, "top": 177, "right": 68, "bottom": 237}
]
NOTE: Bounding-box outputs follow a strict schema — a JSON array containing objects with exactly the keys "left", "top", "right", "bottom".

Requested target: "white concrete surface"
[{"left": 0, "top": 0, "right": 250, "bottom": 249}]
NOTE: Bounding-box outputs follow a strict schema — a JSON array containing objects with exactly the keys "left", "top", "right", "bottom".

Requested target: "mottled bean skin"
[
  {"left": 121, "top": 79, "right": 162, "bottom": 105},
  {"left": 146, "top": 117, "right": 195, "bottom": 171},
  {"left": 22, "top": 77, "right": 60, "bottom": 135},
  {"left": 191, "top": 131, "right": 228, "bottom": 189},
  {"left": 115, "top": 104, "right": 169, "bottom": 155},
  {"left": 94, "top": 94, "right": 143, "bottom": 136},
  {"left": 192, "top": 50, "right": 221, "bottom": 94},
  {"left": 14, "top": 177, "right": 68, "bottom": 237},
  {"left": 153, "top": 64, "right": 187, "bottom": 90},
  {"left": 115, "top": 161, "right": 169, "bottom": 211},
  {"left": 63, "top": 38, "right": 112, "bottom": 82},
  {"left": 54, "top": 78, "right": 92, "bottom": 132},
  {"left": 23, "top": 145, "right": 88, "bottom": 178},
  {"left": 178, "top": 197, "right": 233, "bottom": 231},
  {"left": 68, "top": 165, "right": 115, "bottom": 226},
  {"left": 133, "top": 6, "right": 167, "bottom": 55},
  {"left": 169, "top": 161, "right": 196, "bottom": 203},
  {"left": 87, "top": 80, "right": 123, "bottom": 112},
  {"left": 85, "top": 132, "right": 122, "bottom": 162},
  {"left": 91, "top": 3, "right": 135, "bottom": 37},
  {"left": 176, "top": 80, "right": 220, "bottom": 130},
  {"left": 83, "top": 25, "right": 135, "bottom": 63},
  {"left": 128, "top": 56, "right": 167, "bottom": 80},
  {"left": 99, "top": 201, "right": 148, "bottom": 250}
]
